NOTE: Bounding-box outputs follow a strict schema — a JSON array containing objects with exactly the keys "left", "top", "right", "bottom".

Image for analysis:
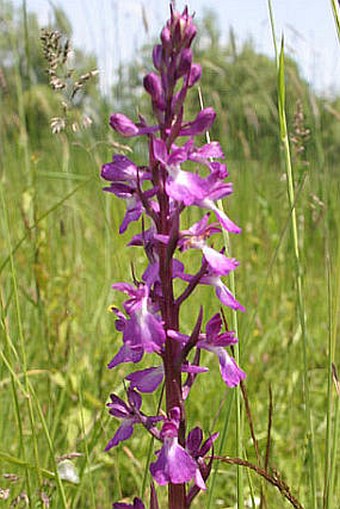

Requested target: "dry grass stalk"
[{"left": 40, "top": 28, "right": 98, "bottom": 134}]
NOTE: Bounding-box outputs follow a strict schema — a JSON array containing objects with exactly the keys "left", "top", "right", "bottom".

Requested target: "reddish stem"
[
  {"left": 157, "top": 140, "right": 186, "bottom": 509},
  {"left": 156, "top": 42, "right": 188, "bottom": 509}
]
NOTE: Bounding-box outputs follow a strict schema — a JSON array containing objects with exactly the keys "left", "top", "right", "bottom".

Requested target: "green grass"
[{"left": 0, "top": 5, "right": 339, "bottom": 509}]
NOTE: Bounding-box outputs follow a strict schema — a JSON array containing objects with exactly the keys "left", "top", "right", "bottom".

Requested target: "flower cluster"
[{"left": 102, "top": 5, "right": 245, "bottom": 508}]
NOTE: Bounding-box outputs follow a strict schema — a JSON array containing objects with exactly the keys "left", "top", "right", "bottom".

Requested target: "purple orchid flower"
[
  {"left": 169, "top": 313, "right": 245, "bottom": 388},
  {"left": 200, "top": 270, "right": 245, "bottom": 312},
  {"left": 186, "top": 426, "right": 219, "bottom": 461},
  {"left": 107, "top": 343, "right": 144, "bottom": 369},
  {"left": 197, "top": 313, "right": 246, "bottom": 387},
  {"left": 156, "top": 214, "right": 239, "bottom": 275},
  {"left": 101, "top": 155, "right": 151, "bottom": 183},
  {"left": 105, "top": 388, "right": 162, "bottom": 451},
  {"left": 106, "top": 307, "right": 144, "bottom": 369},
  {"left": 175, "top": 138, "right": 227, "bottom": 177},
  {"left": 176, "top": 263, "right": 245, "bottom": 311},
  {"left": 185, "top": 427, "right": 219, "bottom": 505},
  {"left": 150, "top": 409, "right": 206, "bottom": 490},
  {"left": 101, "top": 155, "right": 156, "bottom": 234},
  {"left": 111, "top": 282, "right": 166, "bottom": 353},
  {"left": 152, "top": 138, "right": 241, "bottom": 233},
  {"left": 126, "top": 366, "right": 164, "bottom": 393},
  {"left": 193, "top": 176, "right": 241, "bottom": 234}
]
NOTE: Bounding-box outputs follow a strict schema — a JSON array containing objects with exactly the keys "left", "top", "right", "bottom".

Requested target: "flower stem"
[{"left": 158, "top": 172, "right": 186, "bottom": 508}]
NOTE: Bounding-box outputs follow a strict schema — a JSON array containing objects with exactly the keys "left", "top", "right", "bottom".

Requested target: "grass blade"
[
  {"left": 207, "top": 390, "right": 235, "bottom": 509},
  {"left": 330, "top": 0, "right": 340, "bottom": 44},
  {"left": 267, "top": 3, "right": 317, "bottom": 506}
]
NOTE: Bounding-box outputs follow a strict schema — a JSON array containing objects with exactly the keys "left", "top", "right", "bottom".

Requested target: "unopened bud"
[
  {"left": 177, "top": 48, "right": 192, "bottom": 78},
  {"left": 144, "top": 73, "right": 165, "bottom": 111},
  {"left": 188, "top": 64, "right": 202, "bottom": 87},
  {"left": 161, "top": 26, "right": 171, "bottom": 50},
  {"left": 110, "top": 113, "right": 139, "bottom": 137},
  {"left": 180, "top": 107, "right": 216, "bottom": 136},
  {"left": 152, "top": 44, "right": 163, "bottom": 70}
]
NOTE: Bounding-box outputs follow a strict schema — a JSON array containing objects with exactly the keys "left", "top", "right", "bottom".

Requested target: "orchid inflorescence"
[{"left": 101, "top": 4, "right": 245, "bottom": 508}]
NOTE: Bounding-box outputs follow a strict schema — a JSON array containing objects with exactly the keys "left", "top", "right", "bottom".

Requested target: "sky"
[{"left": 14, "top": 0, "right": 340, "bottom": 97}]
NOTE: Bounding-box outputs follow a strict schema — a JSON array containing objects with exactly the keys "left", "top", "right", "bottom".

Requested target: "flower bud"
[
  {"left": 161, "top": 26, "right": 171, "bottom": 51},
  {"left": 110, "top": 113, "right": 159, "bottom": 137},
  {"left": 188, "top": 64, "right": 202, "bottom": 87},
  {"left": 144, "top": 72, "right": 161, "bottom": 98},
  {"left": 171, "top": 8, "right": 197, "bottom": 49},
  {"left": 144, "top": 73, "right": 165, "bottom": 111},
  {"left": 183, "top": 22, "right": 197, "bottom": 48},
  {"left": 180, "top": 107, "right": 216, "bottom": 136},
  {"left": 152, "top": 44, "right": 163, "bottom": 70},
  {"left": 177, "top": 48, "right": 192, "bottom": 79},
  {"left": 110, "top": 113, "right": 139, "bottom": 137}
]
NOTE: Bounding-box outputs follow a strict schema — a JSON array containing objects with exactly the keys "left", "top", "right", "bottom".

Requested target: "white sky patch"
[{"left": 12, "top": 0, "right": 340, "bottom": 97}]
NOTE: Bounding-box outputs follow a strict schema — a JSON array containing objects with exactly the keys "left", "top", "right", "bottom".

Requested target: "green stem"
[
  {"left": 267, "top": 3, "right": 317, "bottom": 507},
  {"left": 207, "top": 390, "right": 234, "bottom": 508},
  {"left": 328, "top": 241, "right": 340, "bottom": 507},
  {"left": 0, "top": 300, "right": 32, "bottom": 502},
  {"left": 330, "top": 0, "right": 340, "bottom": 44},
  {"left": 323, "top": 254, "right": 333, "bottom": 508},
  {"left": 1, "top": 182, "right": 43, "bottom": 501}
]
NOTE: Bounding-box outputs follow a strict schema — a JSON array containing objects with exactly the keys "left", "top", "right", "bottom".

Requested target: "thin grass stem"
[
  {"left": 78, "top": 381, "right": 97, "bottom": 509},
  {"left": 330, "top": 365, "right": 339, "bottom": 508},
  {"left": 207, "top": 390, "right": 234, "bottom": 508},
  {"left": 0, "top": 178, "right": 92, "bottom": 276},
  {"left": 0, "top": 182, "right": 43, "bottom": 499},
  {"left": 328, "top": 242, "right": 340, "bottom": 507},
  {"left": 323, "top": 253, "right": 334, "bottom": 508},
  {"left": 29, "top": 382, "right": 68, "bottom": 508},
  {"left": 0, "top": 319, "right": 32, "bottom": 502},
  {"left": 267, "top": 3, "right": 317, "bottom": 506},
  {"left": 141, "top": 384, "right": 164, "bottom": 499},
  {"left": 330, "top": 0, "right": 340, "bottom": 43}
]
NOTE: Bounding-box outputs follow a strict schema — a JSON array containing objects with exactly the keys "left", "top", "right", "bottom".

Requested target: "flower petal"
[
  {"left": 101, "top": 155, "right": 139, "bottom": 182},
  {"left": 107, "top": 344, "right": 143, "bottom": 369},
  {"left": 124, "top": 311, "right": 165, "bottom": 353},
  {"left": 209, "top": 203, "right": 242, "bottom": 234},
  {"left": 126, "top": 366, "right": 164, "bottom": 393},
  {"left": 150, "top": 438, "right": 199, "bottom": 486},
  {"left": 166, "top": 167, "right": 206, "bottom": 205},
  {"left": 216, "top": 348, "right": 246, "bottom": 387},
  {"left": 215, "top": 281, "right": 245, "bottom": 311},
  {"left": 105, "top": 420, "right": 135, "bottom": 450},
  {"left": 186, "top": 427, "right": 203, "bottom": 456},
  {"left": 202, "top": 246, "right": 239, "bottom": 275}
]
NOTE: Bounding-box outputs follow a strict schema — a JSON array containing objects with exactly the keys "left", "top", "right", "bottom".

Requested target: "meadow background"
[{"left": 0, "top": 0, "right": 339, "bottom": 508}]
